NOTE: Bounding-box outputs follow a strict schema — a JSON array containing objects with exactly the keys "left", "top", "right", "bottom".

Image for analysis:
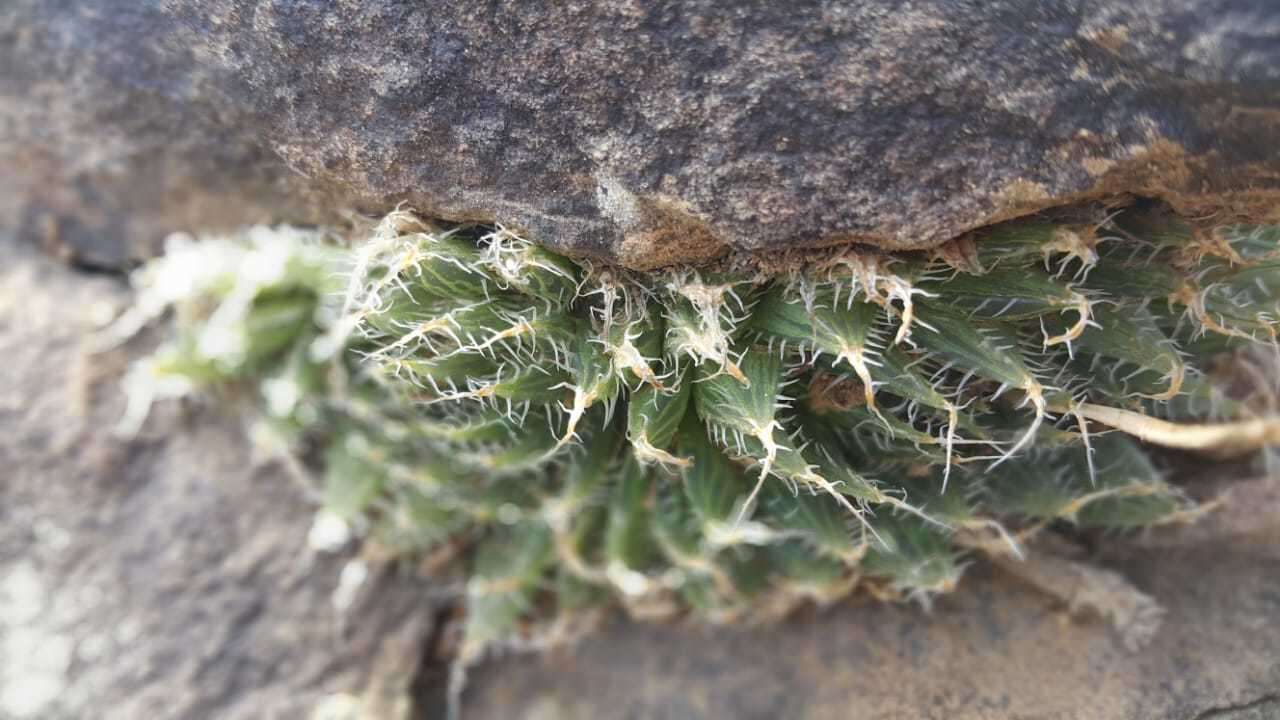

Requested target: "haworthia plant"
[{"left": 114, "top": 209, "right": 1280, "bottom": 665}]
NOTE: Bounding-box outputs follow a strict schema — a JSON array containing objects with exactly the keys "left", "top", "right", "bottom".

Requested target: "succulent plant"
[{"left": 115, "top": 208, "right": 1280, "bottom": 670}]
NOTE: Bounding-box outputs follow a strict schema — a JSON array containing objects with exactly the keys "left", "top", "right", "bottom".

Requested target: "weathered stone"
[
  {"left": 0, "top": 236, "right": 434, "bottom": 720},
  {"left": 3, "top": 1, "right": 1279, "bottom": 270},
  {"left": 460, "top": 532, "right": 1280, "bottom": 720}
]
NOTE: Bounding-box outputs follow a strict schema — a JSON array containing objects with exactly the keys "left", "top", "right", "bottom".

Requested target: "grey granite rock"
[{"left": 3, "top": 1, "right": 1279, "bottom": 270}]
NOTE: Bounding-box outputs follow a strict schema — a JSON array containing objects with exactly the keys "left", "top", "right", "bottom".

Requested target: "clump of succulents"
[{"left": 114, "top": 208, "right": 1280, "bottom": 670}]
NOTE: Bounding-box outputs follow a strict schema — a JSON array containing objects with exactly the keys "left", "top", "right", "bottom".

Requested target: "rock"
[
  {"left": 3, "top": 1, "right": 1279, "bottom": 270},
  {"left": 460, "top": 534, "right": 1280, "bottom": 720},
  {"left": 0, "top": 235, "right": 434, "bottom": 720}
]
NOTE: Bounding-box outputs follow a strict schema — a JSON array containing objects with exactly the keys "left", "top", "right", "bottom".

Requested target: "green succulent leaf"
[{"left": 120, "top": 211, "right": 1280, "bottom": 659}]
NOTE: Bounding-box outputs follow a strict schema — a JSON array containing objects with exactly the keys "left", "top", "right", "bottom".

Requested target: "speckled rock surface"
[{"left": 3, "top": 1, "right": 1279, "bottom": 270}]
